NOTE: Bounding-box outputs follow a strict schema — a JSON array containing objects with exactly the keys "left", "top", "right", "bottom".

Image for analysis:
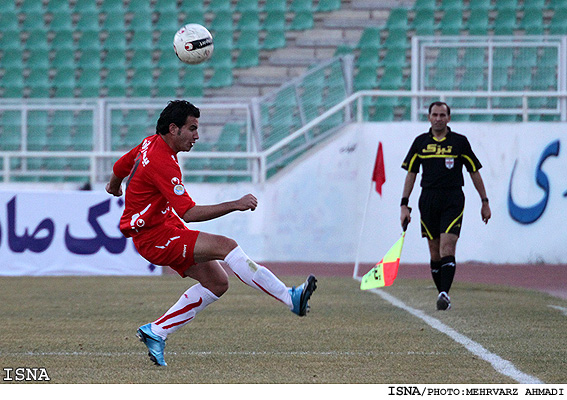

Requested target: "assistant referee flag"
[{"left": 360, "top": 231, "right": 406, "bottom": 290}]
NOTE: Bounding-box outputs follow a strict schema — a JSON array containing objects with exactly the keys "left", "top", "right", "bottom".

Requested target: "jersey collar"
[{"left": 428, "top": 126, "right": 452, "bottom": 142}]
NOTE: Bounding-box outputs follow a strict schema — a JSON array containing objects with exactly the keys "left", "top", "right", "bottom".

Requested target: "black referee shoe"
[{"left": 436, "top": 291, "right": 451, "bottom": 310}]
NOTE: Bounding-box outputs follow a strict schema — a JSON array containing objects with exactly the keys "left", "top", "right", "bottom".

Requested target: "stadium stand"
[{"left": 0, "top": 0, "right": 566, "bottom": 183}]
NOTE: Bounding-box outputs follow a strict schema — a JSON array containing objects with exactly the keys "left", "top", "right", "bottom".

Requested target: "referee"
[{"left": 400, "top": 101, "right": 491, "bottom": 310}]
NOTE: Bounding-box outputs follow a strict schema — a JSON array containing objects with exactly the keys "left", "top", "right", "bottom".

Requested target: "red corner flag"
[{"left": 372, "top": 142, "right": 386, "bottom": 195}]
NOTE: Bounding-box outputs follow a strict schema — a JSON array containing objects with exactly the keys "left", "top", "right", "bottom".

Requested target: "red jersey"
[{"left": 113, "top": 134, "right": 196, "bottom": 238}]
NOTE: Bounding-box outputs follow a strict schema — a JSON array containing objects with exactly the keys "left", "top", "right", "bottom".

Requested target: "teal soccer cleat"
[
  {"left": 289, "top": 274, "right": 317, "bottom": 316},
  {"left": 136, "top": 323, "right": 167, "bottom": 366}
]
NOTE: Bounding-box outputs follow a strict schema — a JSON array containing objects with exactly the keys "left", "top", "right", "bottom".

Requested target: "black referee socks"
[
  {"left": 438, "top": 255, "right": 456, "bottom": 294},
  {"left": 430, "top": 259, "right": 443, "bottom": 292}
]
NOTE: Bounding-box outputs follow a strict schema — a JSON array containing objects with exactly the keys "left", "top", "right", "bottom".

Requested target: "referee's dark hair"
[{"left": 428, "top": 101, "right": 451, "bottom": 116}]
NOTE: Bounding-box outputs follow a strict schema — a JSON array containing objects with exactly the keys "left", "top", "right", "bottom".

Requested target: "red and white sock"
[
  {"left": 224, "top": 246, "right": 292, "bottom": 309},
  {"left": 151, "top": 283, "right": 218, "bottom": 339}
]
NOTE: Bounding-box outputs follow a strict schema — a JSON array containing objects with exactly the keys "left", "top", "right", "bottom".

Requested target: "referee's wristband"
[
  {"left": 481, "top": 198, "right": 489, "bottom": 203},
  {"left": 400, "top": 197, "right": 409, "bottom": 207}
]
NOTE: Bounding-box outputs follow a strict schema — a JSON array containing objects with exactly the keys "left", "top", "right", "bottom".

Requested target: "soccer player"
[
  {"left": 106, "top": 100, "right": 317, "bottom": 366},
  {"left": 400, "top": 101, "right": 491, "bottom": 310}
]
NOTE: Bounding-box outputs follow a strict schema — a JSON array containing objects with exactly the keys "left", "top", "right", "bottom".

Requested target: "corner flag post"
[{"left": 353, "top": 142, "right": 385, "bottom": 279}]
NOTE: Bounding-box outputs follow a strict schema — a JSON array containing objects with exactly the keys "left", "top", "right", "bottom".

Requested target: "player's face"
[
  {"left": 172, "top": 116, "right": 199, "bottom": 152},
  {"left": 428, "top": 105, "right": 450, "bottom": 133}
]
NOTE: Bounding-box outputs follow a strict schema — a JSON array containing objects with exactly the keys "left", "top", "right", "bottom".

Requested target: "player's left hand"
[
  {"left": 106, "top": 182, "right": 123, "bottom": 197},
  {"left": 481, "top": 203, "right": 491, "bottom": 224}
]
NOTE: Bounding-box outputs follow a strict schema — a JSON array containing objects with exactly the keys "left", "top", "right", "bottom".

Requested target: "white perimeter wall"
[{"left": 1, "top": 121, "right": 566, "bottom": 275}]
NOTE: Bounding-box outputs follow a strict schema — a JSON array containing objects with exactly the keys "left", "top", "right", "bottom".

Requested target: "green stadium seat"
[
  {"left": 0, "top": 12, "right": 20, "bottom": 32},
  {"left": 491, "top": 9, "right": 516, "bottom": 35},
  {"left": 27, "top": 111, "right": 50, "bottom": 150},
  {"left": 523, "top": 0, "right": 546, "bottom": 8},
  {"left": 103, "top": 31, "right": 127, "bottom": 50},
  {"left": 101, "top": 13, "right": 126, "bottom": 34},
  {"left": 127, "top": 0, "right": 152, "bottom": 12},
  {"left": 440, "top": 0, "right": 465, "bottom": 12},
  {"left": 238, "top": 10, "right": 261, "bottom": 32},
  {"left": 426, "top": 66, "right": 456, "bottom": 90},
  {"left": 460, "top": 67, "right": 487, "bottom": 90},
  {"left": 208, "top": 0, "right": 232, "bottom": 12},
  {"left": 379, "top": 67, "right": 404, "bottom": 90},
  {"left": 0, "top": 31, "right": 23, "bottom": 50},
  {"left": 412, "top": 9, "right": 435, "bottom": 35},
  {"left": 0, "top": 111, "right": 22, "bottom": 150},
  {"left": 357, "top": 27, "right": 382, "bottom": 50},
  {"left": 46, "top": 0, "right": 69, "bottom": 12},
  {"left": 383, "top": 30, "right": 408, "bottom": 50},
  {"left": 154, "top": 11, "right": 179, "bottom": 32},
  {"left": 210, "top": 10, "right": 233, "bottom": 33},
  {"left": 549, "top": 0, "right": 567, "bottom": 11},
  {"left": 531, "top": 66, "right": 557, "bottom": 90},
  {"left": 234, "top": 0, "right": 259, "bottom": 12},
  {"left": 354, "top": 68, "right": 378, "bottom": 91},
  {"left": 356, "top": 48, "right": 379, "bottom": 68},
  {"left": 180, "top": 66, "right": 205, "bottom": 98},
  {"left": 1, "top": 50, "right": 24, "bottom": 69},
  {"left": 413, "top": 0, "right": 436, "bottom": 11},
  {"left": 213, "top": 31, "right": 234, "bottom": 50},
  {"left": 519, "top": 8, "right": 544, "bottom": 34},
  {"left": 75, "top": 11, "right": 100, "bottom": 33},
  {"left": 207, "top": 48, "right": 233, "bottom": 68},
  {"left": 129, "top": 48, "right": 153, "bottom": 69},
  {"left": 206, "top": 66, "right": 233, "bottom": 88},
  {"left": 381, "top": 48, "right": 407, "bottom": 68},
  {"left": 77, "top": 49, "right": 102, "bottom": 69},
  {"left": 76, "top": 68, "right": 102, "bottom": 97},
  {"left": 264, "top": 0, "right": 286, "bottom": 12},
  {"left": 48, "top": 11, "right": 74, "bottom": 32},
  {"left": 316, "top": 0, "right": 341, "bottom": 12},
  {"left": 22, "top": 11, "right": 47, "bottom": 32},
  {"left": 462, "top": 47, "right": 486, "bottom": 68},
  {"left": 514, "top": 47, "right": 538, "bottom": 68},
  {"left": 51, "top": 67, "right": 76, "bottom": 98},
  {"left": 73, "top": 0, "right": 98, "bottom": 12},
  {"left": 494, "top": 0, "right": 518, "bottom": 12},
  {"left": 334, "top": 44, "right": 354, "bottom": 56},
  {"left": 100, "top": 0, "right": 124, "bottom": 12},
  {"left": 289, "top": 10, "right": 314, "bottom": 30},
  {"left": 436, "top": 9, "right": 463, "bottom": 35},
  {"left": 1, "top": 70, "right": 25, "bottom": 97},
  {"left": 466, "top": 9, "right": 490, "bottom": 35},
  {"left": 0, "top": 1, "right": 16, "bottom": 12},
  {"left": 262, "top": 29, "right": 286, "bottom": 50},
  {"left": 51, "top": 49, "right": 75, "bottom": 69},
  {"left": 129, "top": 67, "right": 153, "bottom": 97},
  {"left": 507, "top": 67, "right": 532, "bottom": 90},
  {"left": 103, "top": 49, "right": 126, "bottom": 69},
  {"left": 548, "top": 9, "right": 567, "bottom": 34},
  {"left": 26, "top": 51, "right": 50, "bottom": 69},
  {"left": 154, "top": 69, "right": 179, "bottom": 97},
  {"left": 468, "top": 0, "right": 492, "bottom": 11},
  {"left": 236, "top": 48, "right": 259, "bottom": 68},
  {"left": 538, "top": 47, "right": 559, "bottom": 67},
  {"left": 129, "top": 11, "right": 153, "bottom": 32},
  {"left": 386, "top": 8, "right": 409, "bottom": 32},
  {"left": 128, "top": 30, "right": 153, "bottom": 50},
  {"left": 50, "top": 31, "right": 75, "bottom": 50},
  {"left": 491, "top": 67, "right": 509, "bottom": 90},
  {"left": 20, "top": 0, "right": 44, "bottom": 12},
  {"left": 290, "top": 0, "right": 313, "bottom": 12},
  {"left": 493, "top": 47, "right": 514, "bottom": 68},
  {"left": 435, "top": 47, "right": 459, "bottom": 67}
]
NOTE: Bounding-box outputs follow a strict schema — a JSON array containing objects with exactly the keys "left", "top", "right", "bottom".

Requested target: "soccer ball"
[{"left": 173, "top": 23, "right": 214, "bottom": 65}]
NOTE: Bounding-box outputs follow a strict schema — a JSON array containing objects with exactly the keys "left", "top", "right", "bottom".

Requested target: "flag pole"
[{"left": 353, "top": 181, "right": 374, "bottom": 279}]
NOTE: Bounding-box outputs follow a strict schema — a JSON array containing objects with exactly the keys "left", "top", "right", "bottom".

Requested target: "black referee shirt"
[{"left": 401, "top": 127, "right": 482, "bottom": 189}]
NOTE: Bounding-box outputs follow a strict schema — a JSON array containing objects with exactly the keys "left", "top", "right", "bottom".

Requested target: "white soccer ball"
[{"left": 173, "top": 23, "right": 214, "bottom": 65}]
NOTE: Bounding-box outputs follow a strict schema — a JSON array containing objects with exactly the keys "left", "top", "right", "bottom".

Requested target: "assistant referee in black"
[{"left": 400, "top": 101, "right": 491, "bottom": 310}]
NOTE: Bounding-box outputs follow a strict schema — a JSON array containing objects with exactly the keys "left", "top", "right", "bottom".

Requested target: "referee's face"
[{"left": 428, "top": 105, "right": 450, "bottom": 134}]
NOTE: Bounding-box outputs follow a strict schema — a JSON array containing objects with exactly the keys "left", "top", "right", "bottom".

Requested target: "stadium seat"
[
  {"left": 48, "top": 11, "right": 74, "bottom": 32},
  {"left": 381, "top": 48, "right": 407, "bottom": 68},
  {"left": 316, "top": 0, "right": 341, "bottom": 12},
  {"left": 51, "top": 67, "right": 76, "bottom": 98},
  {"left": 548, "top": 9, "right": 567, "bottom": 34},
  {"left": 462, "top": 47, "right": 486, "bottom": 68},
  {"left": 413, "top": 0, "right": 436, "bottom": 11},
  {"left": 523, "top": 0, "right": 546, "bottom": 8},
  {"left": 1, "top": 69, "right": 25, "bottom": 97},
  {"left": 436, "top": 9, "right": 463, "bottom": 35},
  {"left": 154, "top": 69, "right": 180, "bottom": 97},
  {"left": 440, "top": 0, "right": 465, "bottom": 12},
  {"left": 379, "top": 66, "right": 405, "bottom": 90},
  {"left": 0, "top": 12, "right": 20, "bottom": 32},
  {"left": 354, "top": 67, "right": 378, "bottom": 91},
  {"left": 238, "top": 10, "right": 261, "bottom": 32},
  {"left": 356, "top": 47, "right": 379, "bottom": 68},
  {"left": 290, "top": 0, "right": 313, "bottom": 12},
  {"left": 22, "top": 11, "right": 47, "bottom": 33},
  {"left": 466, "top": 9, "right": 490, "bottom": 35},
  {"left": 104, "top": 68, "right": 128, "bottom": 97},
  {"left": 1, "top": 49, "right": 24, "bottom": 69},
  {"left": 493, "top": 47, "right": 514, "bottom": 69},
  {"left": 129, "top": 67, "right": 153, "bottom": 97},
  {"left": 460, "top": 67, "right": 486, "bottom": 90},
  {"left": 50, "top": 31, "right": 75, "bottom": 50},
  {"left": 262, "top": 29, "right": 286, "bottom": 49},
  {"left": 412, "top": 9, "right": 435, "bottom": 35},
  {"left": 289, "top": 10, "right": 314, "bottom": 30},
  {"left": 0, "top": 111, "right": 22, "bottom": 150},
  {"left": 519, "top": 8, "right": 544, "bottom": 34},
  {"left": 129, "top": 11, "right": 153, "bottom": 32},
  {"left": 357, "top": 27, "right": 382, "bottom": 50},
  {"left": 494, "top": 0, "right": 518, "bottom": 12},
  {"left": 76, "top": 68, "right": 102, "bottom": 97},
  {"left": 383, "top": 29, "right": 409, "bottom": 50},
  {"left": 210, "top": 10, "right": 234, "bottom": 33},
  {"left": 468, "top": 0, "right": 492, "bottom": 11},
  {"left": 491, "top": 9, "right": 517, "bottom": 35},
  {"left": 208, "top": 0, "right": 232, "bottom": 12},
  {"left": 549, "top": 0, "right": 567, "bottom": 11},
  {"left": 263, "top": 0, "right": 286, "bottom": 12},
  {"left": 514, "top": 47, "right": 538, "bottom": 68},
  {"left": 100, "top": 0, "right": 124, "bottom": 12}
]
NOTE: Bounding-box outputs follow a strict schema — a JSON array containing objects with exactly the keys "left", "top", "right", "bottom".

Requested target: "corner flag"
[
  {"left": 372, "top": 142, "right": 386, "bottom": 195},
  {"left": 360, "top": 213, "right": 411, "bottom": 290}
]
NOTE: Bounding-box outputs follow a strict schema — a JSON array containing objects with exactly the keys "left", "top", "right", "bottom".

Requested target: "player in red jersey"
[{"left": 106, "top": 100, "right": 317, "bottom": 366}]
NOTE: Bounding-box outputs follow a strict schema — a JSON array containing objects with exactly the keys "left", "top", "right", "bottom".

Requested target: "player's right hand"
[{"left": 236, "top": 193, "right": 257, "bottom": 211}]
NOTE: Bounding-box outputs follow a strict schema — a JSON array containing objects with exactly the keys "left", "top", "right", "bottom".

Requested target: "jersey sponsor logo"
[
  {"left": 141, "top": 138, "right": 152, "bottom": 166},
  {"left": 173, "top": 184, "right": 185, "bottom": 195},
  {"left": 423, "top": 144, "right": 453, "bottom": 155},
  {"left": 130, "top": 203, "right": 151, "bottom": 229},
  {"left": 445, "top": 158, "right": 455, "bottom": 169}
]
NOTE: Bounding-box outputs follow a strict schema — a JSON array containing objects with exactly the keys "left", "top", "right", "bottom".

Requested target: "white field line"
[
  {"left": 359, "top": 282, "right": 543, "bottom": 384},
  {"left": 548, "top": 304, "right": 567, "bottom": 317}
]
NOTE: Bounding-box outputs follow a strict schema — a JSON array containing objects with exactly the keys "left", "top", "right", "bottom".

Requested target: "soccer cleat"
[
  {"left": 136, "top": 323, "right": 167, "bottom": 366},
  {"left": 436, "top": 291, "right": 451, "bottom": 311},
  {"left": 289, "top": 274, "right": 317, "bottom": 316}
]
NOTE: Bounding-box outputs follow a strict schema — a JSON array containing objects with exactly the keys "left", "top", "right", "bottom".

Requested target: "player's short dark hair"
[
  {"left": 428, "top": 101, "right": 451, "bottom": 116},
  {"left": 156, "top": 100, "right": 200, "bottom": 135}
]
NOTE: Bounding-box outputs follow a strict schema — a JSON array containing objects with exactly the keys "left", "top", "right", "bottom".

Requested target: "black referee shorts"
[{"left": 418, "top": 188, "right": 465, "bottom": 240}]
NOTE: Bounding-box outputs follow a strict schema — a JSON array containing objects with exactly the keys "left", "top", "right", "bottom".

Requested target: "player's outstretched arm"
[{"left": 183, "top": 194, "right": 257, "bottom": 223}]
